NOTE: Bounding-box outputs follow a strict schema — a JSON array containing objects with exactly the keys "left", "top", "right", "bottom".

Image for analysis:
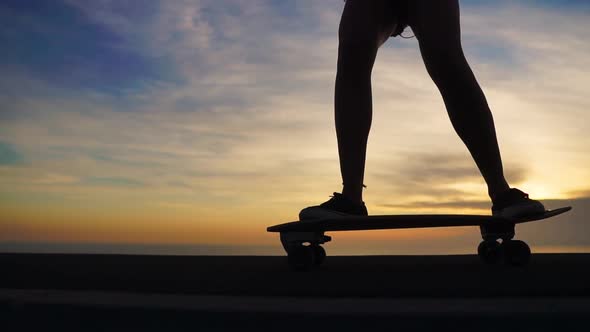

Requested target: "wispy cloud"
[
  {"left": 367, "top": 152, "right": 528, "bottom": 211},
  {"left": 0, "top": 142, "right": 23, "bottom": 165}
]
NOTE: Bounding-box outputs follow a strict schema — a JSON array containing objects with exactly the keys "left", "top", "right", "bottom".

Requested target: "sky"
[{"left": 0, "top": 0, "right": 589, "bottom": 255}]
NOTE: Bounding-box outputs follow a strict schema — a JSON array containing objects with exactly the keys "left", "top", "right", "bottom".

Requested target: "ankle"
[
  {"left": 341, "top": 190, "right": 363, "bottom": 205},
  {"left": 488, "top": 183, "right": 510, "bottom": 202},
  {"left": 490, "top": 188, "right": 510, "bottom": 203}
]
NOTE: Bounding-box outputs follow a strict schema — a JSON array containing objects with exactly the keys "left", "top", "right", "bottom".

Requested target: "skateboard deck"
[
  {"left": 267, "top": 207, "right": 571, "bottom": 233},
  {"left": 267, "top": 207, "right": 571, "bottom": 271}
]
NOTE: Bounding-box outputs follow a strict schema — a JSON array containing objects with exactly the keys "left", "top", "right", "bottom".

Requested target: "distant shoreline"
[{"left": 2, "top": 242, "right": 589, "bottom": 256}]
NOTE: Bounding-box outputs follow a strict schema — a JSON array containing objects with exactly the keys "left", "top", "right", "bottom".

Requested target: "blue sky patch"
[
  {"left": 0, "top": 142, "right": 24, "bottom": 165},
  {"left": 0, "top": 0, "right": 177, "bottom": 95}
]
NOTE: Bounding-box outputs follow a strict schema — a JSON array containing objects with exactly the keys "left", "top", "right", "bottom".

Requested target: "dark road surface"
[
  {"left": 2, "top": 253, "right": 590, "bottom": 297},
  {"left": 2, "top": 253, "right": 589, "bottom": 331}
]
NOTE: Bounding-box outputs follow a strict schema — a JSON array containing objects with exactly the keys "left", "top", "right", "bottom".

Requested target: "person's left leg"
[
  {"left": 407, "top": 0, "right": 544, "bottom": 217},
  {"left": 407, "top": 0, "right": 510, "bottom": 200}
]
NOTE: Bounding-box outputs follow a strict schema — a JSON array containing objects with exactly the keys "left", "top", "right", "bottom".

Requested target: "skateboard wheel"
[
  {"left": 478, "top": 240, "right": 502, "bottom": 264},
  {"left": 312, "top": 245, "right": 326, "bottom": 266},
  {"left": 502, "top": 240, "right": 531, "bottom": 267},
  {"left": 287, "top": 246, "right": 315, "bottom": 271}
]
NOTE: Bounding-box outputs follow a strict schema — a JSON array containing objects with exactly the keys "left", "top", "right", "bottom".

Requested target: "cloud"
[
  {"left": 0, "top": 1, "right": 175, "bottom": 94},
  {"left": 366, "top": 151, "right": 528, "bottom": 210},
  {"left": 83, "top": 177, "right": 146, "bottom": 188},
  {"left": 378, "top": 199, "right": 491, "bottom": 211},
  {"left": 566, "top": 189, "right": 590, "bottom": 200},
  {"left": 517, "top": 197, "right": 589, "bottom": 248},
  {"left": 0, "top": 142, "right": 23, "bottom": 165}
]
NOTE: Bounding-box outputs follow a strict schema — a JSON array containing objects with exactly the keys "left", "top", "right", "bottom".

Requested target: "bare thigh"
[{"left": 406, "top": 0, "right": 466, "bottom": 76}]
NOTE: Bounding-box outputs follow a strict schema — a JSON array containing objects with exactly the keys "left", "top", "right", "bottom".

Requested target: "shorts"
[
  {"left": 343, "top": 0, "right": 411, "bottom": 38},
  {"left": 391, "top": 0, "right": 410, "bottom": 37}
]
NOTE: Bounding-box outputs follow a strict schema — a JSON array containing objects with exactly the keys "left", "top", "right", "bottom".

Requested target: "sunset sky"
[{"left": 1, "top": 0, "right": 589, "bottom": 255}]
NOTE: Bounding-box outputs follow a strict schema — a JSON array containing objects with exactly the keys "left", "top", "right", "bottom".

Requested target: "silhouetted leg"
[
  {"left": 409, "top": 0, "right": 510, "bottom": 200},
  {"left": 336, "top": 0, "right": 398, "bottom": 204}
]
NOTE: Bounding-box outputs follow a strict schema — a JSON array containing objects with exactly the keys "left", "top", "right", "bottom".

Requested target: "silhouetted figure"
[{"left": 300, "top": 0, "right": 544, "bottom": 220}]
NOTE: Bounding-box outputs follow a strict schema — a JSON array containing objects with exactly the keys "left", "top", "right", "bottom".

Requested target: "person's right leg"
[
  {"left": 299, "top": 0, "right": 398, "bottom": 220},
  {"left": 336, "top": 0, "right": 398, "bottom": 205}
]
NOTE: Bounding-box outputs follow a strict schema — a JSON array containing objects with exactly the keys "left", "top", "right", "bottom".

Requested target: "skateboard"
[{"left": 267, "top": 207, "right": 572, "bottom": 271}]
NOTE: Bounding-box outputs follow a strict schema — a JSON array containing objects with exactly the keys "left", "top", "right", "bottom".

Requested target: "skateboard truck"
[
  {"left": 479, "top": 222, "right": 515, "bottom": 241},
  {"left": 478, "top": 221, "right": 530, "bottom": 266},
  {"left": 280, "top": 232, "right": 331, "bottom": 271},
  {"left": 280, "top": 231, "right": 331, "bottom": 251}
]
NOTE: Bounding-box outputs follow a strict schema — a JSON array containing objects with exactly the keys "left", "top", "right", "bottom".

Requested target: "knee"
[
  {"left": 421, "top": 44, "right": 470, "bottom": 82},
  {"left": 337, "top": 38, "right": 379, "bottom": 74}
]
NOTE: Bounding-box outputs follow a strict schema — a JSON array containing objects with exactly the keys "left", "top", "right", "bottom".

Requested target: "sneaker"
[
  {"left": 299, "top": 192, "right": 368, "bottom": 221},
  {"left": 491, "top": 188, "right": 545, "bottom": 218}
]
